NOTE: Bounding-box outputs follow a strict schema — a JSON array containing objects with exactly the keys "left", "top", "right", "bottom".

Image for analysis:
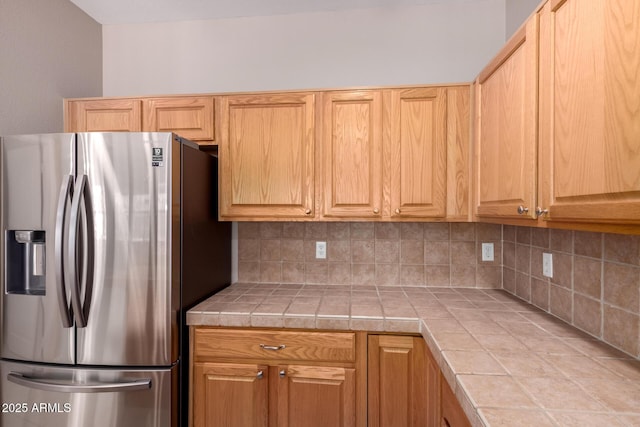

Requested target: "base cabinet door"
[
  {"left": 368, "top": 335, "right": 433, "bottom": 427},
  {"left": 440, "top": 375, "right": 471, "bottom": 427},
  {"left": 193, "top": 362, "right": 268, "bottom": 427},
  {"left": 276, "top": 365, "right": 356, "bottom": 427}
]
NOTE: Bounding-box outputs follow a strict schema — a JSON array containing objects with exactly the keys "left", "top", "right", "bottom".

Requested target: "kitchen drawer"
[{"left": 194, "top": 328, "right": 356, "bottom": 363}]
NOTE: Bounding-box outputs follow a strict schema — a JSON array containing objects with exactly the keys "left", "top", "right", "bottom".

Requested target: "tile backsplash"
[
  {"left": 503, "top": 226, "right": 640, "bottom": 359},
  {"left": 236, "top": 222, "right": 640, "bottom": 358},
  {"left": 237, "top": 222, "right": 502, "bottom": 288}
]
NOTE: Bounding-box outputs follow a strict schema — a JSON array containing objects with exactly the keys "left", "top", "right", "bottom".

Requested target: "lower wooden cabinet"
[
  {"left": 191, "top": 328, "right": 362, "bottom": 427},
  {"left": 368, "top": 335, "right": 433, "bottom": 427},
  {"left": 440, "top": 374, "right": 472, "bottom": 427},
  {"left": 193, "top": 362, "right": 268, "bottom": 427},
  {"left": 192, "top": 328, "right": 471, "bottom": 427}
]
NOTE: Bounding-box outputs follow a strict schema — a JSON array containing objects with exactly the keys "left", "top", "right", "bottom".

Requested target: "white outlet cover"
[
  {"left": 481, "top": 243, "right": 494, "bottom": 262},
  {"left": 316, "top": 241, "right": 327, "bottom": 259},
  {"left": 543, "top": 252, "right": 553, "bottom": 277}
]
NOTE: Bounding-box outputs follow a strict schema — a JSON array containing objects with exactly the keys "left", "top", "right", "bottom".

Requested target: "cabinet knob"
[
  {"left": 305, "top": 208, "right": 312, "bottom": 215},
  {"left": 256, "top": 370, "right": 264, "bottom": 379},
  {"left": 535, "top": 207, "right": 548, "bottom": 217},
  {"left": 517, "top": 205, "right": 529, "bottom": 215},
  {"left": 279, "top": 370, "right": 286, "bottom": 378},
  {"left": 395, "top": 208, "right": 401, "bottom": 214},
  {"left": 373, "top": 208, "right": 380, "bottom": 214}
]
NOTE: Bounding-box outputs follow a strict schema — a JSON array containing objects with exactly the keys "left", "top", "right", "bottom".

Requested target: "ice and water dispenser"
[{"left": 5, "top": 230, "right": 46, "bottom": 295}]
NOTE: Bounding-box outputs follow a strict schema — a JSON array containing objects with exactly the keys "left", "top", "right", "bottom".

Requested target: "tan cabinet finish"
[
  {"left": 440, "top": 375, "right": 471, "bottom": 427},
  {"left": 276, "top": 365, "right": 356, "bottom": 427},
  {"left": 193, "top": 362, "right": 268, "bottom": 427},
  {"left": 65, "top": 98, "right": 142, "bottom": 132},
  {"left": 143, "top": 96, "right": 214, "bottom": 142},
  {"left": 368, "top": 335, "right": 433, "bottom": 427},
  {"left": 475, "top": 16, "right": 539, "bottom": 220},
  {"left": 191, "top": 327, "right": 364, "bottom": 427},
  {"left": 385, "top": 87, "right": 447, "bottom": 219},
  {"left": 321, "top": 90, "right": 383, "bottom": 219},
  {"left": 538, "top": 0, "right": 640, "bottom": 224},
  {"left": 65, "top": 95, "right": 215, "bottom": 145},
  {"left": 219, "top": 93, "right": 315, "bottom": 220}
]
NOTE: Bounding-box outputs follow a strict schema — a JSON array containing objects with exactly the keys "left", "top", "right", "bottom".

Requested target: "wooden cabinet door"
[
  {"left": 193, "top": 362, "right": 268, "bottom": 427},
  {"left": 65, "top": 99, "right": 142, "bottom": 132},
  {"left": 475, "top": 16, "right": 539, "bottom": 220},
  {"left": 385, "top": 88, "right": 447, "bottom": 218},
  {"left": 143, "top": 96, "right": 214, "bottom": 142},
  {"left": 538, "top": 0, "right": 640, "bottom": 224},
  {"left": 322, "top": 90, "right": 383, "bottom": 219},
  {"left": 219, "top": 93, "right": 315, "bottom": 219},
  {"left": 368, "top": 335, "right": 432, "bottom": 427},
  {"left": 276, "top": 365, "right": 355, "bottom": 427},
  {"left": 440, "top": 376, "right": 471, "bottom": 427}
]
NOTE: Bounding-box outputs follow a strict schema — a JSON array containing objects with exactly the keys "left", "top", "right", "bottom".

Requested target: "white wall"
[
  {"left": 103, "top": 0, "right": 505, "bottom": 96},
  {"left": 0, "top": 0, "right": 102, "bottom": 135},
  {"left": 505, "top": 0, "right": 541, "bottom": 39}
]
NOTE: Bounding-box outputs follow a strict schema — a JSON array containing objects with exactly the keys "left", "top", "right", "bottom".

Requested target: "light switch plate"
[
  {"left": 481, "top": 243, "right": 494, "bottom": 262},
  {"left": 543, "top": 252, "right": 553, "bottom": 277},
  {"left": 316, "top": 241, "right": 327, "bottom": 259}
]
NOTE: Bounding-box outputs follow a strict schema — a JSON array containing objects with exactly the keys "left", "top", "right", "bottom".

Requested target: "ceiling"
[{"left": 69, "top": 0, "right": 466, "bottom": 25}]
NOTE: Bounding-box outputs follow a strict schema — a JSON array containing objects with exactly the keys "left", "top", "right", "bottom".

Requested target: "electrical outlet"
[
  {"left": 543, "top": 252, "right": 553, "bottom": 277},
  {"left": 316, "top": 241, "right": 327, "bottom": 259},
  {"left": 481, "top": 243, "right": 494, "bottom": 262}
]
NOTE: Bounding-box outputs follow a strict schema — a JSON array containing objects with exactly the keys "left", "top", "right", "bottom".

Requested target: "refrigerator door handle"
[
  {"left": 55, "top": 175, "right": 74, "bottom": 328},
  {"left": 68, "top": 174, "right": 95, "bottom": 328},
  {"left": 7, "top": 372, "right": 151, "bottom": 393}
]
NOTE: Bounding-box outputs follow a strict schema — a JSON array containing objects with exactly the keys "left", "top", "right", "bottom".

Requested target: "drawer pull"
[
  {"left": 260, "top": 344, "right": 286, "bottom": 351},
  {"left": 256, "top": 370, "right": 264, "bottom": 379},
  {"left": 279, "top": 370, "right": 286, "bottom": 378}
]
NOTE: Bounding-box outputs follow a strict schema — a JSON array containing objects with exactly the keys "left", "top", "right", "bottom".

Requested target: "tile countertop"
[{"left": 187, "top": 283, "right": 640, "bottom": 427}]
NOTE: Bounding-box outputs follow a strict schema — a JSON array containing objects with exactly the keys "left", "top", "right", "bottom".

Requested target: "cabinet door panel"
[
  {"left": 368, "top": 335, "right": 431, "bottom": 427},
  {"left": 322, "top": 91, "right": 382, "bottom": 218},
  {"left": 387, "top": 88, "right": 447, "bottom": 218},
  {"left": 219, "top": 93, "right": 315, "bottom": 219},
  {"left": 193, "top": 362, "right": 268, "bottom": 427},
  {"left": 65, "top": 99, "right": 142, "bottom": 132},
  {"left": 475, "top": 17, "right": 538, "bottom": 219},
  {"left": 143, "top": 96, "right": 214, "bottom": 142},
  {"left": 276, "top": 365, "right": 355, "bottom": 427},
  {"left": 539, "top": 0, "right": 640, "bottom": 223}
]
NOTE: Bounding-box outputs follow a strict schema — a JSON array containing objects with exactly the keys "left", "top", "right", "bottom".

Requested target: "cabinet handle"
[
  {"left": 535, "top": 207, "right": 548, "bottom": 217},
  {"left": 395, "top": 208, "right": 401, "bottom": 214},
  {"left": 517, "top": 205, "right": 529, "bottom": 215},
  {"left": 305, "top": 208, "right": 312, "bottom": 215},
  {"left": 442, "top": 417, "right": 452, "bottom": 427},
  {"left": 256, "top": 370, "right": 264, "bottom": 379},
  {"left": 279, "top": 370, "right": 286, "bottom": 378},
  {"left": 260, "top": 344, "right": 286, "bottom": 351},
  {"left": 373, "top": 208, "right": 380, "bottom": 214}
]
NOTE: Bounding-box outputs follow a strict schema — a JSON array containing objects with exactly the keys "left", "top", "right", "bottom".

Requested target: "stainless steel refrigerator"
[{"left": 0, "top": 132, "right": 231, "bottom": 427}]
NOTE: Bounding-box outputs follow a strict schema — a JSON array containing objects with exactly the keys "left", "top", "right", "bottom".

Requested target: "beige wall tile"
[
  {"left": 530, "top": 278, "right": 550, "bottom": 311},
  {"left": 604, "top": 234, "right": 640, "bottom": 266},
  {"left": 424, "top": 223, "right": 450, "bottom": 240},
  {"left": 425, "top": 265, "right": 450, "bottom": 287},
  {"left": 375, "top": 240, "right": 400, "bottom": 263},
  {"left": 451, "top": 223, "right": 475, "bottom": 241},
  {"left": 401, "top": 240, "right": 424, "bottom": 264},
  {"left": 574, "top": 257, "right": 602, "bottom": 299},
  {"left": 282, "top": 222, "right": 305, "bottom": 238},
  {"left": 259, "top": 222, "right": 282, "bottom": 238},
  {"left": 281, "top": 239, "right": 304, "bottom": 261},
  {"left": 550, "top": 285, "right": 573, "bottom": 323},
  {"left": 281, "top": 262, "right": 304, "bottom": 283},
  {"left": 549, "top": 229, "right": 573, "bottom": 253},
  {"left": 401, "top": 222, "right": 424, "bottom": 240},
  {"left": 238, "top": 239, "right": 260, "bottom": 261},
  {"left": 451, "top": 241, "right": 476, "bottom": 265},
  {"left": 260, "top": 239, "right": 281, "bottom": 261},
  {"left": 425, "top": 241, "right": 450, "bottom": 264},
  {"left": 551, "top": 252, "right": 573, "bottom": 290},
  {"left": 603, "top": 304, "right": 640, "bottom": 357},
  {"left": 574, "top": 231, "right": 602, "bottom": 259},
  {"left": 351, "top": 239, "right": 375, "bottom": 263},
  {"left": 603, "top": 262, "right": 640, "bottom": 312},
  {"left": 375, "top": 222, "right": 401, "bottom": 239}
]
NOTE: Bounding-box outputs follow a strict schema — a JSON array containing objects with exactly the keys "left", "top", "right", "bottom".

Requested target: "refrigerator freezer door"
[
  {"left": 1, "top": 134, "right": 75, "bottom": 364},
  {"left": 75, "top": 133, "right": 177, "bottom": 366},
  {"left": 0, "top": 359, "right": 175, "bottom": 427}
]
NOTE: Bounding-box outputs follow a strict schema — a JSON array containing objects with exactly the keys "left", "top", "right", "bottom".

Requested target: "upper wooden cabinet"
[
  {"left": 385, "top": 87, "right": 448, "bottom": 219},
  {"left": 475, "top": 0, "right": 640, "bottom": 229},
  {"left": 321, "top": 90, "right": 383, "bottom": 219},
  {"left": 474, "top": 15, "right": 539, "bottom": 220},
  {"left": 143, "top": 96, "right": 214, "bottom": 142},
  {"left": 538, "top": 0, "right": 640, "bottom": 224},
  {"left": 218, "top": 93, "right": 316, "bottom": 220},
  {"left": 65, "top": 95, "right": 215, "bottom": 146},
  {"left": 320, "top": 86, "right": 470, "bottom": 221},
  {"left": 65, "top": 98, "right": 142, "bottom": 132}
]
